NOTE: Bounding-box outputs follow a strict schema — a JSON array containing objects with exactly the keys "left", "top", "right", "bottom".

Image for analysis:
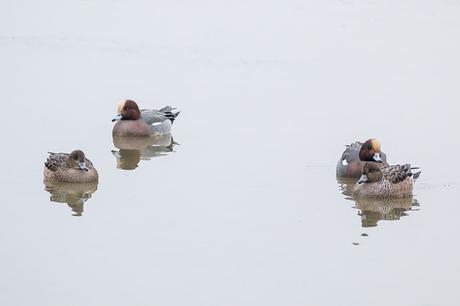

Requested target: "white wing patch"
[
  {"left": 342, "top": 159, "right": 348, "bottom": 166},
  {"left": 152, "top": 122, "right": 163, "bottom": 126}
]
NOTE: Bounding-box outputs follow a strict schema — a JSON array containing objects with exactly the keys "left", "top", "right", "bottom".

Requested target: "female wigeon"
[
  {"left": 353, "top": 162, "right": 421, "bottom": 198},
  {"left": 44, "top": 150, "right": 98, "bottom": 183},
  {"left": 336, "top": 139, "right": 389, "bottom": 178},
  {"left": 112, "top": 99, "right": 180, "bottom": 137}
]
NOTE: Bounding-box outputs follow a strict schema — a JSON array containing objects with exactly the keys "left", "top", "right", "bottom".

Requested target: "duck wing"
[
  {"left": 45, "top": 152, "right": 69, "bottom": 171},
  {"left": 141, "top": 106, "right": 180, "bottom": 125},
  {"left": 382, "top": 164, "right": 416, "bottom": 184},
  {"left": 340, "top": 141, "right": 362, "bottom": 164}
]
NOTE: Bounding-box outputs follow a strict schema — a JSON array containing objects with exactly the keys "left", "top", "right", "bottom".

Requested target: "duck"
[
  {"left": 336, "top": 139, "right": 389, "bottom": 178},
  {"left": 44, "top": 150, "right": 98, "bottom": 183},
  {"left": 112, "top": 99, "right": 180, "bottom": 137},
  {"left": 352, "top": 162, "right": 421, "bottom": 198}
]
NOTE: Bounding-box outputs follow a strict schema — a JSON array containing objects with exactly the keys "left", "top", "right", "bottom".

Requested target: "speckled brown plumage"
[
  {"left": 44, "top": 150, "right": 98, "bottom": 183},
  {"left": 353, "top": 163, "right": 421, "bottom": 198}
]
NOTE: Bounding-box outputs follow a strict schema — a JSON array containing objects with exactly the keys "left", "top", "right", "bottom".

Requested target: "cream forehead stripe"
[
  {"left": 370, "top": 139, "right": 381, "bottom": 151},
  {"left": 117, "top": 100, "right": 126, "bottom": 113}
]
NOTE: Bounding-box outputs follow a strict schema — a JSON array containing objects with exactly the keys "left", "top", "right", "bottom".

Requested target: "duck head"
[
  {"left": 112, "top": 99, "right": 141, "bottom": 122},
  {"left": 358, "top": 162, "right": 383, "bottom": 184},
  {"left": 67, "top": 150, "right": 89, "bottom": 171},
  {"left": 359, "top": 138, "right": 383, "bottom": 163}
]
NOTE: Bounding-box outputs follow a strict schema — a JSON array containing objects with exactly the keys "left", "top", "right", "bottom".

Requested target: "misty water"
[{"left": 1, "top": 1, "right": 459, "bottom": 305}]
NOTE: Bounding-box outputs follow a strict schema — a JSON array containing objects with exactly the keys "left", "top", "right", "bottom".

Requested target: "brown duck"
[
  {"left": 353, "top": 162, "right": 421, "bottom": 198},
  {"left": 44, "top": 150, "right": 98, "bottom": 183}
]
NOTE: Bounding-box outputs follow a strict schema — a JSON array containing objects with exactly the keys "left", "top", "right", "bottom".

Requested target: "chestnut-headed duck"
[
  {"left": 336, "top": 139, "right": 389, "bottom": 178},
  {"left": 112, "top": 99, "right": 180, "bottom": 137},
  {"left": 44, "top": 150, "right": 98, "bottom": 183},
  {"left": 353, "top": 163, "right": 421, "bottom": 198}
]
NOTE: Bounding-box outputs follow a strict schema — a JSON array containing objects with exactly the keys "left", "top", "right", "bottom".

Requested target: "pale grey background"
[{"left": 1, "top": 1, "right": 459, "bottom": 305}]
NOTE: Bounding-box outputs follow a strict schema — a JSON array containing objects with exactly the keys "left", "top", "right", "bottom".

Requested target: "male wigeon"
[
  {"left": 336, "top": 139, "right": 389, "bottom": 178},
  {"left": 353, "top": 163, "right": 421, "bottom": 198},
  {"left": 44, "top": 150, "right": 98, "bottom": 183},
  {"left": 112, "top": 99, "right": 180, "bottom": 137}
]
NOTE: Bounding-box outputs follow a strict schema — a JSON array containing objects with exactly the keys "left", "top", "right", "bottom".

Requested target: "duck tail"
[
  {"left": 412, "top": 171, "right": 421, "bottom": 181},
  {"left": 160, "top": 106, "right": 181, "bottom": 124},
  {"left": 408, "top": 165, "right": 421, "bottom": 181}
]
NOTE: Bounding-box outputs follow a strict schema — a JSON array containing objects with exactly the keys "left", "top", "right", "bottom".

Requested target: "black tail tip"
[{"left": 413, "top": 171, "right": 421, "bottom": 180}]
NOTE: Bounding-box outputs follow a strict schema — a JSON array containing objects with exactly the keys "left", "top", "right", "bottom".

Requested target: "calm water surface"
[{"left": 1, "top": 1, "right": 459, "bottom": 305}]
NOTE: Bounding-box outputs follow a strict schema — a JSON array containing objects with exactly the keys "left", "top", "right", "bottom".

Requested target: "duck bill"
[
  {"left": 358, "top": 174, "right": 368, "bottom": 184},
  {"left": 112, "top": 113, "right": 123, "bottom": 122},
  {"left": 373, "top": 152, "right": 382, "bottom": 162},
  {"left": 79, "top": 161, "right": 89, "bottom": 171}
]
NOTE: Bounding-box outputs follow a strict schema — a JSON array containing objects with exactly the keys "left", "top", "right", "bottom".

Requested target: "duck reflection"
[
  {"left": 337, "top": 177, "right": 419, "bottom": 227},
  {"left": 111, "top": 134, "right": 177, "bottom": 170},
  {"left": 44, "top": 180, "right": 98, "bottom": 216}
]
